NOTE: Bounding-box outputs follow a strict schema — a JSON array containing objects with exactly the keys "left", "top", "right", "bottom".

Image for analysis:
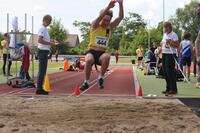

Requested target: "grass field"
[
  {"left": 136, "top": 68, "right": 200, "bottom": 97},
  {"left": 110, "top": 56, "right": 135, "bottom": 64}
]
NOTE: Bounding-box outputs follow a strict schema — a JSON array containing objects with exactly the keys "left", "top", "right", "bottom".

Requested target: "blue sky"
[{"left": 0, "top": 0, "right": 192, "bottom": 39}]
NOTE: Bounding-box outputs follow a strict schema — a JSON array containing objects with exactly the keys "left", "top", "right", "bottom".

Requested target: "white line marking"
[
  {"left": 0, "top": 88, "right": 30, "bottom": 96},
  {"left": 13, "top": 88, "right": 35, "bottom": 95},
  {"left": 58, "top": 93, "right": 134, "bottom": 97}
]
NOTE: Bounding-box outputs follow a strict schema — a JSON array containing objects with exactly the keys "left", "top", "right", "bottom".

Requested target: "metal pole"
[
  {"left": 148, "top": 29, "right": 150, "bottom": 49},
  {"left": 25, "top": 13, "right": 27, "bottom": 31},
  {"left": 25, "top": 13, "right": 27, "bottom": 42},
  {"left": 146, "top": 19, "right": 150, "bottom": 49},
  {"left": 6, "top": 13, "right": 9, "bottom": 81},
  {"left": 7, "top": 13, "right": 9, "bottom": 33},
  {"left": 163, "top": 0, "right": 165, "bottom": 34}
]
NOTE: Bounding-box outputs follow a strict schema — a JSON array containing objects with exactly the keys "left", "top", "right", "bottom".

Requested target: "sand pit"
[{"left": 0, "top": 96, "right": 200, "bottom": 133}]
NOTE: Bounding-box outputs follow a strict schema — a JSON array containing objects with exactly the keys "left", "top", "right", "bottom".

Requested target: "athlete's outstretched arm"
[
  {"left": 91, "top": 0, "right": 116, "bottom": 29},
  {"left": 110, "top": 0, "right": 124, "bottom": 29}
]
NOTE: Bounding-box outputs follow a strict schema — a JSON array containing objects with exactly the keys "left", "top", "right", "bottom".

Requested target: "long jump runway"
[{"left": 0, "top": 66, "right": 136, "bottom": 97}]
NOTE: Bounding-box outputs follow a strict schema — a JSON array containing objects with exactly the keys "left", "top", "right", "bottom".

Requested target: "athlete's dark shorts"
[
  {"left": 181, "top": 57, "right": 191, "bottom": 67},
  {"left": 137, "top": 57, "right": 143, "bottom": 61},
  {"left": 87, "top": 49, "right": 105, "bottom": 65}
]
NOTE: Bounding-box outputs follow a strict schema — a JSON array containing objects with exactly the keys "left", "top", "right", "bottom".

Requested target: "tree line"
[{"left": 0, "top": 0, "right": 199, "bottom": 55}]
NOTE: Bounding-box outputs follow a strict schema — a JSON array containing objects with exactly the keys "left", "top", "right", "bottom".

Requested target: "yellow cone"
[
  {"left": 43, "top": 75, "right": 51, "bottom": 92},
  {"left": 140, "top": 70, "right": 145, "bottom": 75}
]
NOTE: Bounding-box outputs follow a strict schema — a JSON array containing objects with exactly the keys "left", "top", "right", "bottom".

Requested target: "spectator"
[
  {"left": 114, "top": 50, "right": 119, "bottom": 63},
  {"left": 1, "top": 33, "right": 12, "bottom": 76},
  {"left": 136, "top": 46, "right": 144, "bottom": 66},
  {"left": 161, "top": 22, "right": 179, "bottom": 96},
  {"left": 154, "top": 44, "right": 163, "bottom": 77},
  {"left": 180, "top": 32, "right": 193, "bottom": 81},
  {"left": 55, "top": 50, "right": 59, "bottom": 62},
  {"left": 150, "top": 42, "right": 157, "bottom": 54},
  {"left": 36, "top": 15, "right": 57, "bottom": 95}
]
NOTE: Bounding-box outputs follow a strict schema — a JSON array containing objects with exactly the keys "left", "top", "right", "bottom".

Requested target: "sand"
[{"left": 0, "top": 96, "right": 200, "bottom": 133}]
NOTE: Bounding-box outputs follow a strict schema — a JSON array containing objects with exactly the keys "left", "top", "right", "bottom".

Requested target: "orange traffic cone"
[
  {"left": 74, "top": 83, "right": 80, "bottom": 96},
  {"left": 138, "top": 85, "right": 143, "bottom": 97},
  {"left": 43, "top": 74, "right": 51, "bottom": 92}
]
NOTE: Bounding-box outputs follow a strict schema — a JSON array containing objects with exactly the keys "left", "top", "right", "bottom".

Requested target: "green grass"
[
  {"left": 110, "top": 56, "right": 136, "bottom": 66},
  {"left": 0, "top": 61, "right": 63, "bottom": 74},
  {"left": 0, "top": 60, "right": 63, "bottom": 84},
  {"left": 136, "top": 67, "right": 200, "bottom": 97},
  {"left": 117, "top": 56, "right": 135, "bottom": 63}
]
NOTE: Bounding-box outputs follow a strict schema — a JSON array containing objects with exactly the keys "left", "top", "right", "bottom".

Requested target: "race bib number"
[{"left": 95, "top": 36, "right": 109, "bottom": 47}]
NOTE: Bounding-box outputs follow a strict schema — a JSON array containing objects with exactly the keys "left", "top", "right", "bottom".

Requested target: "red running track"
[{"left": 0, "top": 66, "right": 135, "bottom": 97}]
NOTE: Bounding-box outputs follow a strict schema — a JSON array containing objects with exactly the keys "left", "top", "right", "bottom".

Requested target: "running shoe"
[
  {"left": 80, "top": 82, "right": 89, "bottom": 91},
  {"left": 165, "top": 91, "right": 177, "bottom": 97},
  {"left": 98, "top": 78, "right": 104, "bottom": 89}
]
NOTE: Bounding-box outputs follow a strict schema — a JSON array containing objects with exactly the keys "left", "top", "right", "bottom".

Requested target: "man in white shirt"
[
  {"left": 161, "top": 22, "right": 179, "bottom": 96},
  {"left": 36, "top": 15, "right": 56, "bottom": 95}
]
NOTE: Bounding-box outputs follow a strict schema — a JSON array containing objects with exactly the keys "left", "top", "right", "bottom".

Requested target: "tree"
[
  {"left": 72, "top": 21, "right": 91, "bottom": 54},
  {"left": 108, "top": 26, "right": 123, "bottom": 50},
  {"left": 73, "top": 21, "right": 91, "bottom": 42},
  {"left": 119, "top": 29, "right": 126, "bottom": 50},
  {"left": 131, "top": 26, "right": 162, "bottom": 54},
  {"left": 49, "top": 19, "right": 69, "bottom": 54},
  {"left": 174, "top": 0, "right": 200, "bottom": 42},
  {"left": 150, "top": 28, "right": 162, "bottom": 45},
  {"left": 69, "top": 40, "right": 88, "bottom": 55},
  {"left": 0, "top": 32, "right": 3, "bottom": 41},
  {"left": 118, "top": 29, "right": 128, "bottom": 55},
  {"left": 109, "top": 12, "right": 146, "bottom": 51},
  {"left": 121, "top": 12, "right": 146, "bottom": 41},
  {"left": 132, "top": 26, "right": 148, "bottom": 53},
  {"left": 157, "top": 21, "right": 164, "bottom": 34}
]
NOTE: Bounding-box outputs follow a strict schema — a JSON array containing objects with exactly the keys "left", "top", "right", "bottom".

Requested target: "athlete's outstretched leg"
[
  {"left": 99, "top": 53, "right": 110, "bottom": 76},
  {"left": 98, "top": 53, "right": 110, "bottom": 88},
  {"left": 84, "top": 53, "right": 95, "bottom": 80},
  {"left": 80, "top": 53, "right": 95, "bottom": 91}
]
